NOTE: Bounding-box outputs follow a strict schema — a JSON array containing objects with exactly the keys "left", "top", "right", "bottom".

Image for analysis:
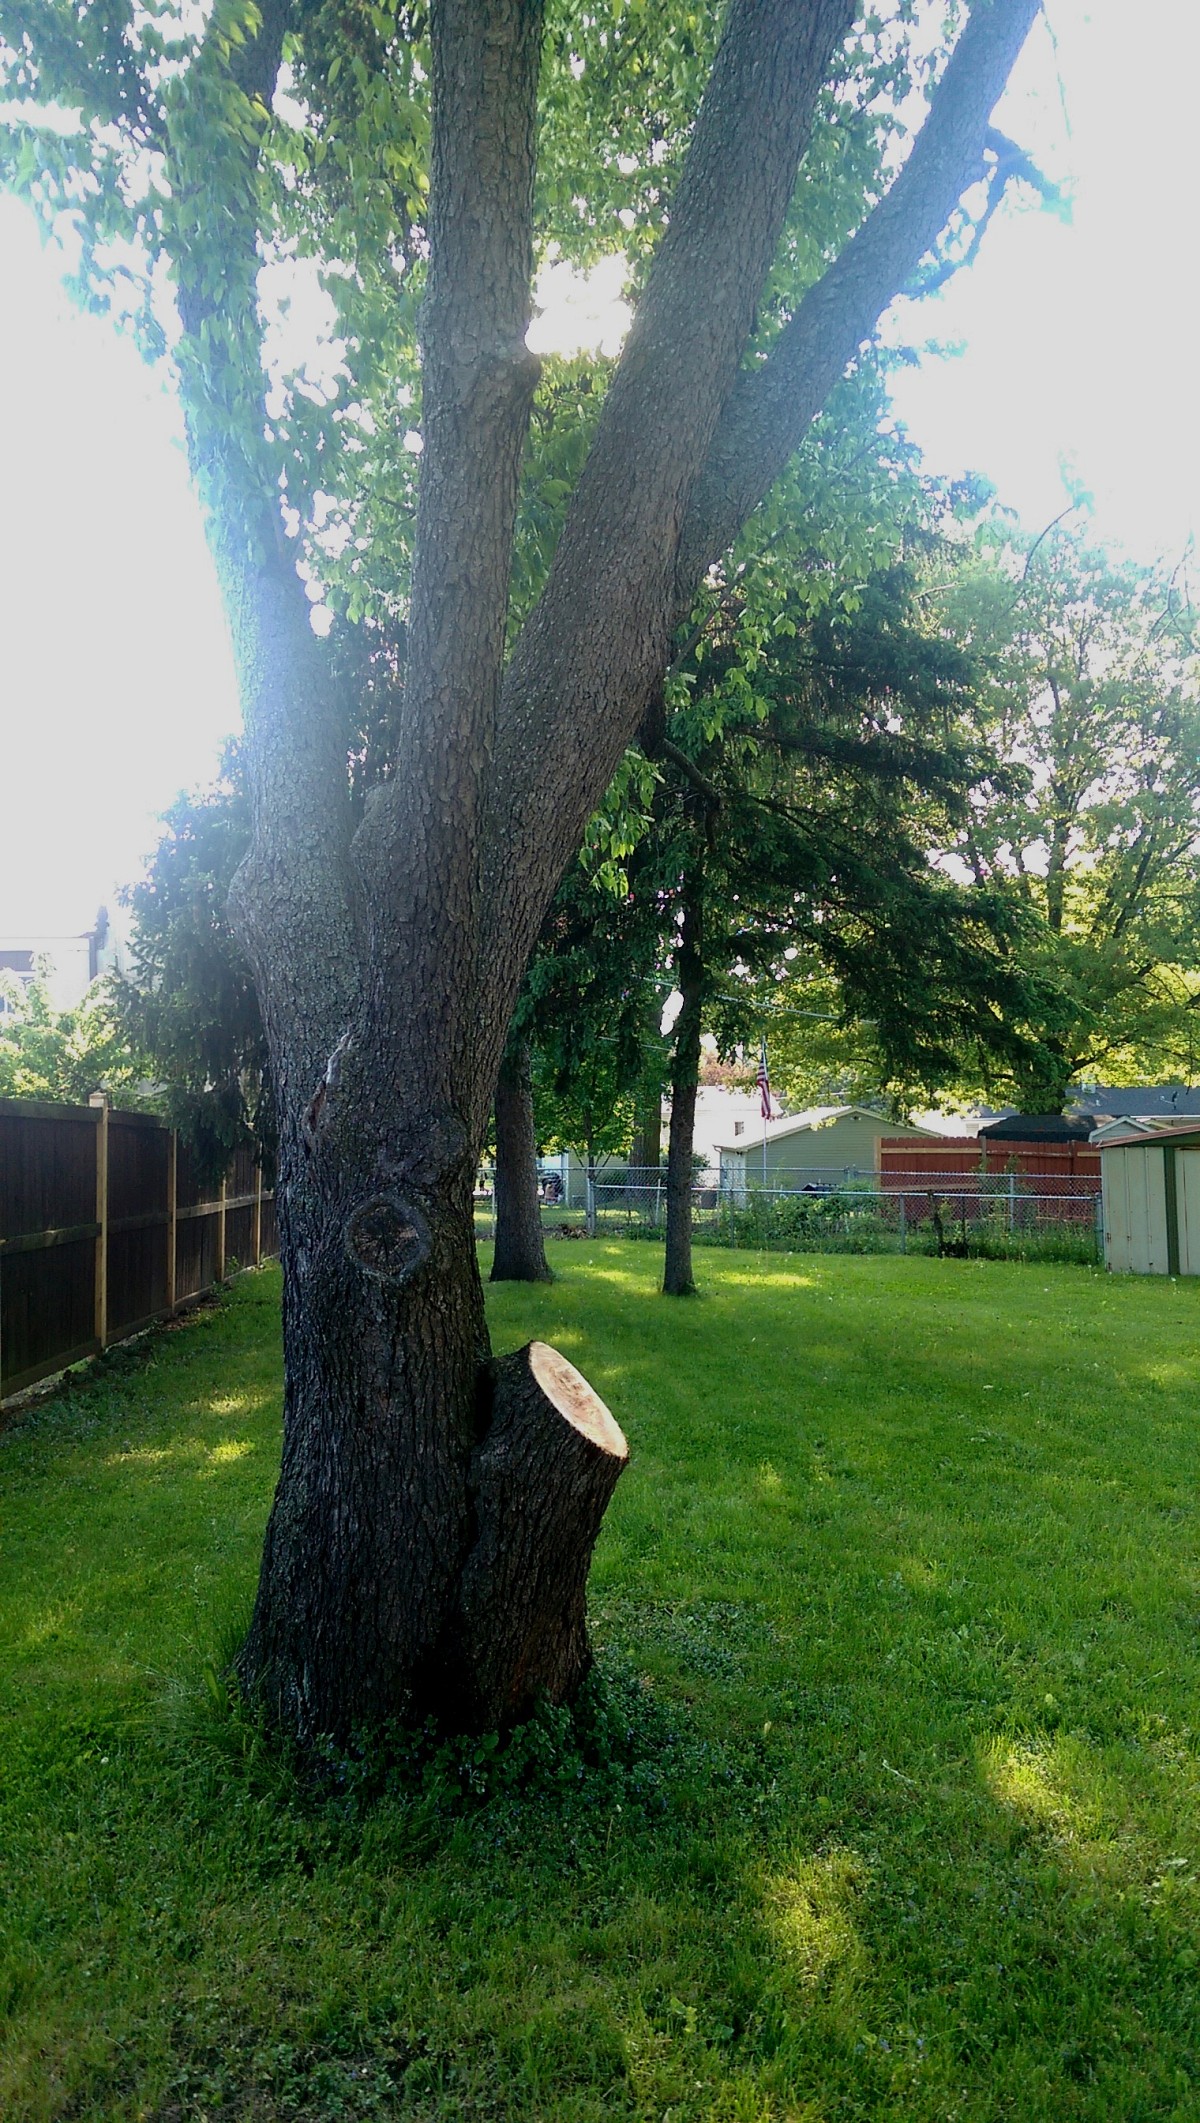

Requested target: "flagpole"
[{"left": 760, "top": 1037, "right": 769, "bottom": 1193}]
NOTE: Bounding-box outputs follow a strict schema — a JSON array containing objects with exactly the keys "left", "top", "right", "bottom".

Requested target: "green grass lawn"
[{"left": 3, "top": 1248, "right": 1200, "bottom": 2121}]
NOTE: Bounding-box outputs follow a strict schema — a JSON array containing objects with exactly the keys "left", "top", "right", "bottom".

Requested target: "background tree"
[
  {"left": 938, "top": 523, "right": 1200, "bottom": 1109},
  {"left": 645, "top": 559, "right": 1036, "bottom": 1293},
  {"left": 489, "top": 1034, "right": 554, "bottom": 1282},
  {"left": 2, "top": 0, "right": 1043, "bottom": 1737},
  {"left": 522, "top": 824, "right": 662, "bottom": 1238},
  {"left": 0, "top": 973, "right": 145, "bottom": 1106},
  {"left": 117, "top": 751, "right": 274, "bottom": 1183}
]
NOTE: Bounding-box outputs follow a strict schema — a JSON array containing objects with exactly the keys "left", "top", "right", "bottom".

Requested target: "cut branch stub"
[
  {"left": 345, "top": 1195, "right": 432, "bottom": 1286},
  {"left": 457, "top": 1340, "right": 628, "bottom": 1727}
]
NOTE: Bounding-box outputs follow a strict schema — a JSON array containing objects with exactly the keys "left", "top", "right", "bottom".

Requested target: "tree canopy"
[{"left": 937, "top": 522, "right": 1200, "bottom": 1109}]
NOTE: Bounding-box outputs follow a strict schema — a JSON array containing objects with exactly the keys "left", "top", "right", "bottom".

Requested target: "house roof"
[
  {"left": 1072, "top": 1084, "right": 1200, "bottom": 1120},
  {"left": 713, "top": 1105, "right": 939, "bottom": 1154}
]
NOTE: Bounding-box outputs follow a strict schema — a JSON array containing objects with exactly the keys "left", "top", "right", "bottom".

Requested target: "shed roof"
[
  {"left": 979, "top": 1113, "right": 1097, "bottom": 1144},
  {"left": 1092, "top": 1115, "right": 1200, "bottom": 1152}
]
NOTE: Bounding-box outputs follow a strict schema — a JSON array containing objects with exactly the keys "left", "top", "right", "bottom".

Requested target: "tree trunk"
[
  {"left": 629, "top": 1083, "right": 662, "bottom": 1176},
  {"left": 460, "top": 1341, "right": 628, "bottom": 1725},
  {"left": 491, "top": 1039, "right": 553, "bottom": 1282},
  {"left": 236, "top": 1126, "right": 624, "bottom": 1737},
  {"left": 585, "top": 1131, "right": 598, "bottom": 1238},
  {"left": 663, "top": 884, "right": 704, "bottom": 1297}
]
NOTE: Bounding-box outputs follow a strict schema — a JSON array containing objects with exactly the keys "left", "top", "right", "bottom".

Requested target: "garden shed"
[{"left": 1096, "top": 1117, "right": 1200, "bottom": 1275}]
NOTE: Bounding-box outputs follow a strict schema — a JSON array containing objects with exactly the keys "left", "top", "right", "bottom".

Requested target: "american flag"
[{"left": 756, "top": 1039, "right": 773, "bottom": 1121}]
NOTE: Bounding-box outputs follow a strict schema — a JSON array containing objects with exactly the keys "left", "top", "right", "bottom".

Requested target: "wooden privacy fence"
[{"left": 0, "top": 1095, "right": 277, "bottom": 1403}]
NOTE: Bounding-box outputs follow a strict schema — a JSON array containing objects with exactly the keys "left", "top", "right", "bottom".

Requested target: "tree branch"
[
  {"left": 354, "top": 0, "right": 545, "bottom": 1119},
  {"left": 167, "top": 0, "right": 363, "bottom": 1098},
  {"left": 478, "top": 0, "right": 857, "bottom": 1097},
  {"left": 660, "top": 739, "right": 724, "bottom": 808},
  {"left": 674, "top": 0, "right": 1043, "bottom": 602}
]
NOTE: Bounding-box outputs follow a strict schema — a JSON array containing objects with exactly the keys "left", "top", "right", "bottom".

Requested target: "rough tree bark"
[
  {"left": 491, "top": 1040, "right": 553, "bottom": 1283},
  {"left": 156, "top": 0, "right": 1041, "bottom": 1736},
  {"left": 663, "top": 881, "right": 706, "bottom": 1298}
]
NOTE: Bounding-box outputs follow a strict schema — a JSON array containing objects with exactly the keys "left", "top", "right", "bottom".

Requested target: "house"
[
  {"left": 534, "top": 1085, "right": 779, "bottom": 1206},
  {"left": 717, "top": 1104, "right": 943, "bottom": 1199},
  {"left": 0, "top": 908, "right": 119, "bottom": 1015}
]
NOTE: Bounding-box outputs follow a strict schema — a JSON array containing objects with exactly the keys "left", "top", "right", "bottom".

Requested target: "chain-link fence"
[{"left": 474, "top": 1166, "right": 1104, "bottom": 1264}]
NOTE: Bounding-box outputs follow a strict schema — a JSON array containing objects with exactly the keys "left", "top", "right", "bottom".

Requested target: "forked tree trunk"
[
  {"left": 238, "top": 1125, "right": 625, "bottom": 1736},
  {"left": 663, "top": 883, "right": 705, "bottom": 1297},
  {"left": 491, "top": 1040, "right": 553, "bottom": 1282},
  {"left": 173, "top": 0, "right": 1039, "bottom": 1741}
]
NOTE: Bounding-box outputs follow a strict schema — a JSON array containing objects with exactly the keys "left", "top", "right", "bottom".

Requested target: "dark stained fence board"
[
  {"left": 174, "top": 1211, "right": 220, "bottom": 1306},
  {"left": 0, "top": 1106, "right": 97, "bottom": 1243},
  {"left": 224, "top": 1203, "right": 256, "bottom": 1274},
  {"left": 108, "top": 1225, "right": 171, "bottom": 1341},
  {"left": 1, "top": 1237, "right": 99, "bottom": 1393},
  {"left": 1, "top": 1095, "right": 278, "bottom": 1403},
  {"left": 106, "top": 1114, "right": 171, "bottom": 1337}
]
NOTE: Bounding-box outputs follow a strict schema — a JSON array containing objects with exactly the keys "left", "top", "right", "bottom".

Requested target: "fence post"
[
  {"left": 166, "top": 1128, "right": 178, "bottom": 1314},
  {"left": 1008, "top": 1170, "right": 1016, "bottom": 1234},
  {"left": 216, "top": 1173, "right": 227, "bottom": 1284},
  {"left": 89, "top": 1091, "right": 109, "bottom": 1351},
  {"left": 899, "top": 1196, "right": 907, "bottom": 1254},
  {"left": 252, "top": 1159, "right": 263, "bottom": 1268}
]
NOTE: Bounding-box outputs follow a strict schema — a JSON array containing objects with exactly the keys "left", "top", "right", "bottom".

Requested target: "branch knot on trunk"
[{"left": 345, "top": 1195, "right": 432, "bottom": 1286}]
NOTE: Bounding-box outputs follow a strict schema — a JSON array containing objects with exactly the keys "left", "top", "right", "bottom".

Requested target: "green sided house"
[{"left": 716, "top": 1105, "right": 946, "bottom": 1200}]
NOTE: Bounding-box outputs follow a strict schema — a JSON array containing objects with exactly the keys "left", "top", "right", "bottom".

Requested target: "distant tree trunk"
[
  {"left": 1013, "top": 1039, "right": 1074, "bottom": 1115},
  {"left": 585, "top": 1129, "right": 598, "bottom": 1237},
  {"left": 630, "top": 1085, "right": 662, "bottom": 1176},
  {"left": 629, "top": 1081, "right": 663, "bottom": 1223},
  {"left": 491, "top": 1039, "right": 552, "bottom": 1282},
  {"left": 663, "top": 882, "right": 705, "bottom": 1296}
]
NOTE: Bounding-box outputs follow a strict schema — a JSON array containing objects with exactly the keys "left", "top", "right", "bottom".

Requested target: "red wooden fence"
[{"left": 878, "top": 1135, "right": 1101, "bottom": 1226}]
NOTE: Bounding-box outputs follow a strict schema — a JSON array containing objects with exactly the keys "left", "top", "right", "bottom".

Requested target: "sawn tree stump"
[{"left": 459, "top": 1340, "right": 628, "bottom": 1727}]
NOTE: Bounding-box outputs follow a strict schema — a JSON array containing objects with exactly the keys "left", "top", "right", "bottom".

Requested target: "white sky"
[{"left": 2, "top": 0, "right": 1197, "bottom": 935}]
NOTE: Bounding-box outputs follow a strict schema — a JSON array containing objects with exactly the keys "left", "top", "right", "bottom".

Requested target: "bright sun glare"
[{"left": 1, "top": 0, "right": 1196, "bottom": 935}]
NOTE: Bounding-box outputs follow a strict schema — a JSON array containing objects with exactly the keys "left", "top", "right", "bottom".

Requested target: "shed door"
[
  {"left": 1104, "top": 1145, "right": 1170, "bottom": 1274},
  {"left": 1178, "top": 1150, "right": 1200, "bottom": 1276}
]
